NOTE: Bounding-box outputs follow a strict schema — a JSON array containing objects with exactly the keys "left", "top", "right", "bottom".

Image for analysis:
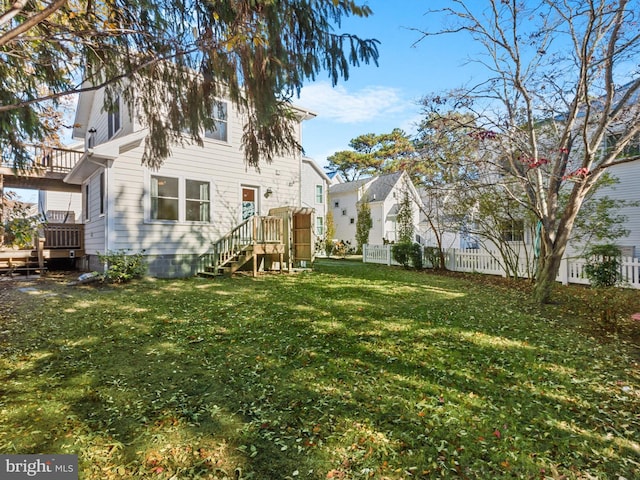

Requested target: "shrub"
[
  {"left": 97, "top": 250, "right": 147, "bottom": 283},
  {"left": 424, "top": 246, "right": 441, "bottom": 269},
  {"left": 583, "top": 244, "right": 622, "bottom": 288},
  {"left": 4, "top": 217, "right": 39, "bottom": 248},
  {"left": 583, "top": 244, "right": 623, "bottom": 332},
  {"left": 392, "top": 242, "right": 423, "bottom": 269}
]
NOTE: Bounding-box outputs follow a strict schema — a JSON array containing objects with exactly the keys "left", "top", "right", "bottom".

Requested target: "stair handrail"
[{"left": 211, "top": 215, "right": 284, "bottom": 273}]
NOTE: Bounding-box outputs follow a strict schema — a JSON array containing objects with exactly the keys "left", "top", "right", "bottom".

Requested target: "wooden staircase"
[
  {"left": 0, "top": 239, "right": 45, "bottom": 277},
  {"left": 200, "top": 215, "right": 286, "bottom": 278}
]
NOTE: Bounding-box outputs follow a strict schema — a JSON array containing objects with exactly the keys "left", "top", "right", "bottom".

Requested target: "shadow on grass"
[{"left": 0, "top": 267, "right": 638, "bottom": 479}]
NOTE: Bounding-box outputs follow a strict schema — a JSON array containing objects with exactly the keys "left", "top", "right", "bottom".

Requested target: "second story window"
[
  {"left": 315, "top": 185, "right": 323, "bottom": 204},
  {"left": 205, "top": 101, "right": 228, "bottom": 142},
  {"left": 108, "top": 96, "right": 121, "bottom": 139}
]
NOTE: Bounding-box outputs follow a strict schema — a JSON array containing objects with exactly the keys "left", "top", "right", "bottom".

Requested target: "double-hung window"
[
  {"left": 501, "top": 219, "right": 525, "bottom": 242},
  {"left": 186, "top": 180, "right": 210, "bottom": 222},
  {"left": 151, "top": 176, "right": 179, "bottom": 221},
  {"left": 315, "top": 185, "right": 324, "bottom": 204},
  {"left": 316, "top": 216, "right": 324, "bottom": 236},
  {"left": 150, "top": 175, "right": 211, "bottom": 223},
  {"left": 205, "top": 101, "right": 228, "bottom": 142},
  {"left": 108, "top": 96, "right": 121, "bottom": 139}
]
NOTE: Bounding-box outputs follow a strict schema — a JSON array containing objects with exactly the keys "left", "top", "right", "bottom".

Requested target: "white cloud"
[{"left": 298, "top": 82, "right": 411, "bottom": 123}]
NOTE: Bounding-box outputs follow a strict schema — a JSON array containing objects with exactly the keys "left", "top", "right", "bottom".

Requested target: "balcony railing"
[
  {"left": 43, "top": 223, "right": 84, "bottom": 250},
  {"left": 1, "top": 144, "right": 83, "bottom": 175}
]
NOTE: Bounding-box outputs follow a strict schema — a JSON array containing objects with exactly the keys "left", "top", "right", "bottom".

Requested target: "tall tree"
[
  {"left": 413, "top": 110, "right": 482, "bottom": 268},
  {"left": 419, "top": 0, "right": 640, "bottom": 303},
  {"left": 1, "top": 0, "right": 379, "bottom": 170},
  {"left": 326, "top": 128, "right": 414, "bottom": 181}
]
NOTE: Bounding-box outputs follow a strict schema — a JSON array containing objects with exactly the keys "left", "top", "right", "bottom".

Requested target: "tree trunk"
[{"left": 533, "top": 251, "right": 564, "bottom": 304}]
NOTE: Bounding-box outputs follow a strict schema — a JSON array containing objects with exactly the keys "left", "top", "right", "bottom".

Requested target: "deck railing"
[
  {"left": 1, "top": 145, "right": 83, "bottom": 174},
  {"left": 211, "top": 215, "right": 283, "bottom": 272},
  {"left": 43, "top": 223, "right": 84, "bottom": 249}
]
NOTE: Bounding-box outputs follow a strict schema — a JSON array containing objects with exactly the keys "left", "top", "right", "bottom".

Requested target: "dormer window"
[
  {"left": 108, "top": 96, "right": 121, "bottom": 139},
  {"left": 205, "top": 101, "right": 228, "bottom": 142}
]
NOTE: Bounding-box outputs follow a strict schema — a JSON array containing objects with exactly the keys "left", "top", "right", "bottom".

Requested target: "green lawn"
[{"left": 1, "top": 259, "right": 639, "bottom": 479}]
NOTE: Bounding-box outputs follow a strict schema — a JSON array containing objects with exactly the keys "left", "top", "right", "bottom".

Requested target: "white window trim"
[
  {"left": 144, "top": 171, "right": 214, "bottom": 224},
  {"left": 315, "top": 184, "right": 324, "bottom": 204}
]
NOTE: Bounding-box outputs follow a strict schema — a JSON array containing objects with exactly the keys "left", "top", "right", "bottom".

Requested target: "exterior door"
[{"left": 242, "top": 186, "right": 258, "bottom": 221}]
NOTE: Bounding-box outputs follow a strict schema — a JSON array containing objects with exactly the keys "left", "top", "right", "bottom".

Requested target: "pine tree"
[{"left": 1, "top": 0, "right": 379, "bottom": 169}]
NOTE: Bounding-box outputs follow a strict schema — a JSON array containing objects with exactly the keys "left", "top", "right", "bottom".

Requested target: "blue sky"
[{"left": 298, "top": 0, "right": 482, "bottom": 170}]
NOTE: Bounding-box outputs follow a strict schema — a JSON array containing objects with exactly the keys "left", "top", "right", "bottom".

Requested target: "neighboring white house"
[
  {"left": 328, "top": 171, "right": 422, "bottom": 247},
  {"left": 301, "top": 157, "right": 331, "bottom": 243},
  {"left": 562, "top": 157, "right": 640, "bottom": 259},
  {"left": 63, "top": 86, "right": 318, "bottom": 277}
]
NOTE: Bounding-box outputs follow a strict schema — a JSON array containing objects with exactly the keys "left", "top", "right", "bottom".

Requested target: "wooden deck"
[
  {"left": 0, "top": 145, "right": 83, "bottom": 192},
  {"left": 0, "top": 224, "right": 85, "bottom": 275}
]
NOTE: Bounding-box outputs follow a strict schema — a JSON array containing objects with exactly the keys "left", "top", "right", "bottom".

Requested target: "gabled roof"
[
  {"left": 302, "top": 157, "right": 331, "bottom": 183},
  {"left": 72, "top": 88, "right": 96, "bottom": 140},
  {"left": 64, "top": 130, "right": 147, "bottom": 184},
  {"left": 328, "top": 175, "right": 375, "bottom": 195},
  {"left": 329, "top": 171, "right": 406, "bottom": 201},
  {"left": 361, "top": 171, "right": 404, "bottom": 203}
]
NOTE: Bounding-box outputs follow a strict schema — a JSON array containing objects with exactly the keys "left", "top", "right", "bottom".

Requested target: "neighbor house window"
[
  {"left": 342, "top": 209, "right": 347, "bottom": 216},
  {"left": 205, "top": 101, "right": 228, "bottom": 142},
  {"left": 350, "top": 217, "right": 355, "bottom": 224},
  {"left": 316, "top": 216, "right": 324, "bottom": 236},
  {"left": 107, "top": 96, "right": 120, "bottom": 139},
  {"left": 501, "top": 219, "right": 525, "bottom": 242},
  {"left": 334, "top": 200, "right": 340, "bottom": 208},
  {"left": 315, "top": 185, "right": 323, "bottom": 204},
  {"left": 186, "top": 180, "right": 210, "bottom": 222},
  {"left": 151, "top": 175, "right": 179, "bottom": 221}
]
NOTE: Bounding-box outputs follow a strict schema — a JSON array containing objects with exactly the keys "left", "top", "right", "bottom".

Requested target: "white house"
[
  {"left": 62, "top": 86, "right": 319, "bottom": 277},
  {"left": 328, "top": 171, "right": 422, "bottom": 247},
  {"left": 301, "top": 157, "right": 331, "bottom": 243}
]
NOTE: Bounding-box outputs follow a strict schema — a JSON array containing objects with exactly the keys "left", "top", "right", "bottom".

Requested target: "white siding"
[
  {"left": 301, "top": 158, "right": 329, "bottom": 237},
  {"left": 569, "top": 160, "right": 640, "bottom": 257},
  {"left": 84, "top": 172, "right": 107, "bottom": 254},
  {"left": 38, "top": 191, "right": 82, "bottom": 223},
  {"left": 85, "top": 89, "right": 134, "bottom": 147},
  {"left": 103, "top": 105, "right": 302, "bottom": 255},
  {"left": 330, "top": 190, "right": 359, "bottom": 246}
]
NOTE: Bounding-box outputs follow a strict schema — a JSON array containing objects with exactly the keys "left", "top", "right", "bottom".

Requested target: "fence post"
[
  {"left": 363, "top": 244, "right": 368, "bottom": 263},
  {"left": 559, "top": 257, "right": 569, "bottom": 285},
  {"left": 387, "top": 244, "right": 392, "bottom": 266},
  {"left": 447, "top": 248, "right": 456, "bottom": 271}
]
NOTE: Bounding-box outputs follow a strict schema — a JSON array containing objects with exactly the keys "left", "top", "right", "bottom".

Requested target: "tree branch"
[{"left": 0, "top": 0, "right": 68, "bottom": 47}]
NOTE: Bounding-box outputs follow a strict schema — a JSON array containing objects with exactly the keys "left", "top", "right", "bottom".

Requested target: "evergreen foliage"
[
  {"left": 0, "top": 0, "right": 379, "bottom": 169},
  {"left": 355, "top": 198, "right": 372, "bottom": 253}
]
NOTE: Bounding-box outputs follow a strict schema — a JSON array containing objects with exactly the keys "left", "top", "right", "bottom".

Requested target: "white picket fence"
[{"left": 362, "top": 244, "right": 640, "bottom": 289}]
